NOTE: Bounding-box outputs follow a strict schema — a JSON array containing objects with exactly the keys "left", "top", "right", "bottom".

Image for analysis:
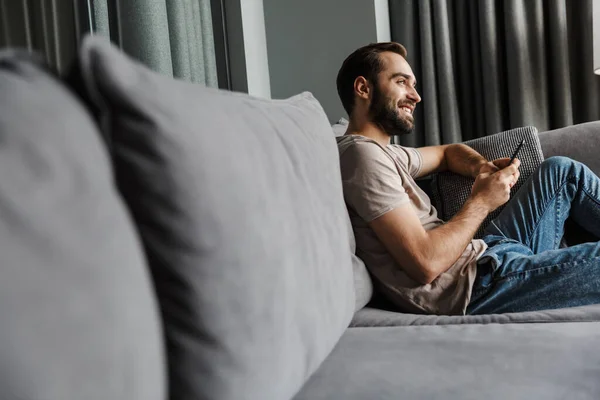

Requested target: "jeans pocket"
[{"left": 472, "top": 256, "right": 498, "bottom": 297}]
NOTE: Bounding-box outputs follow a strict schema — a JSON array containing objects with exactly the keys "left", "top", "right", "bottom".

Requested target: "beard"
[{"left": 369, "top": 85, "right": 415, "bottom": 137}]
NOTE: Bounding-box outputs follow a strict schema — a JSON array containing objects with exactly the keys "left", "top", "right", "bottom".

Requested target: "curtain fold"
[
  {"left": 91, "top": 0, "right": 217, "bottom": 86},
  {"left": 390, "top": 0, "right": 600, "bottom": 146},
  {"left": 0, "top": 0, "right": 78, "bottom": 72},
  {"left": 0, "top": 0, "right": 218, "bottom": 87}
]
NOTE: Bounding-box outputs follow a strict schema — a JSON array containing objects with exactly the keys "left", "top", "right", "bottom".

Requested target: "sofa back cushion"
[
  {"left": 76, "top": 36, "right": 355, "bottom": 400},
  {"left": 0, "top": 51, "right": 164, "bottom": 400},
  {"left": 537, "top": 122, "right": 600, "bottom": 245}
]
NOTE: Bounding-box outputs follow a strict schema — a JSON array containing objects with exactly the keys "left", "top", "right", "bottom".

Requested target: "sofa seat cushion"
[
  {"left": 76, "top": 35, "right": 356, "bottom": 400},
  {"left": 351, "top": 304, "right": 600, "bottom": 327},
  {"left": 295, "top": 323, "right": 600, "bottom": 399}
]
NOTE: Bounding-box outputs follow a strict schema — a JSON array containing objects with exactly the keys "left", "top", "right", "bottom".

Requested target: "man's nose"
[{"left": 408, "top": 86, "right": 421, "bottom": 103}]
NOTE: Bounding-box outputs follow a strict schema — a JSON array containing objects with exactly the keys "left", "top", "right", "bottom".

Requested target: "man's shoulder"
[
  {"left": 336, "top": 135, "right": 389, "bottom": 161},
  {"left": 388, "top": 143, "right": 421, "bottom": 158}
]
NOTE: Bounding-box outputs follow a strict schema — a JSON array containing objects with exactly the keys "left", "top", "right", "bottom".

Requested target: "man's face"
[{"left": 368, "top": 52, "right": 421, "bottom": 137}]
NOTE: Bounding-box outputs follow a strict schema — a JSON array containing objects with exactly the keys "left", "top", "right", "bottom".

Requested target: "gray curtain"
[
  {"left": 0, "top": 0, "right": 218, "bottom": 86},
  {"left": 92, "top": 0, "right": 217, "bottom": 86},
  {"left": 390, "top": 0, "right": 600, "bottom": 147},
  {"left": 0, "top": 0, "right": 79, "bottom": 72}
]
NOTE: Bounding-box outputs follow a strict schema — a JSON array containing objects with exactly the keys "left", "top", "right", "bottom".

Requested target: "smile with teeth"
[{"left": 399, "top": 106, "right": 413, "bottom": 115}]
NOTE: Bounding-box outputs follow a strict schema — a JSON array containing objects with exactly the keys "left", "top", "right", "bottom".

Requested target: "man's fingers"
[
  {"left": 490, "top": 161, "right": 521, "bottom": 189},
  {"left": 493, "top": 158, "right": 511, "bottom": 169},
  {"left": 508, "top": 171, "right": 521, "bottom": 188},
  {"left": 498, "top": 163, "right": 519, "bottom": 177}
]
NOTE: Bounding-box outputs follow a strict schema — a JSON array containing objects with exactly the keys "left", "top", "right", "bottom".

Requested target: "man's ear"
[{"left": 354, "top": 76, "right": 370, "bottom": 100}]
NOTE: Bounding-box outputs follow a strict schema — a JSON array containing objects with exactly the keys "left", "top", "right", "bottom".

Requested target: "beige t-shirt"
[{"left": 337, "top": 134, "right": 487, "bottom": 315}]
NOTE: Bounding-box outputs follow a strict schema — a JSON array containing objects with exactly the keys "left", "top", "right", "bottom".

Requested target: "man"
[{"left": 336, "top": 42, "right": 600, "bottom": 315}]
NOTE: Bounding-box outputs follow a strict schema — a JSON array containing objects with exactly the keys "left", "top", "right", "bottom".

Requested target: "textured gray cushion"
[
  {"left": 295, "top": 323, "right": 600, "bottom": 399},
  {"left": 431, "top": 127, "right": 544, "bottom": 238},
  {"left": 0, "top": 51, "right": 164, "bottom": 399},
  {"left": 77, "top": 36, "right": 355, "bottom": 400}
]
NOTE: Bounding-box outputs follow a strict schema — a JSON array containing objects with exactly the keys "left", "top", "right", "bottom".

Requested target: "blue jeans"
[{"left": 467, "top": 156, "right": 600, "bottom": 315}]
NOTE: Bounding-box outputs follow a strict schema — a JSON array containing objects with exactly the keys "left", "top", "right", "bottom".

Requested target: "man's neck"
[{"left": 344, "top": 115, "right": 391, "bottom": 147}]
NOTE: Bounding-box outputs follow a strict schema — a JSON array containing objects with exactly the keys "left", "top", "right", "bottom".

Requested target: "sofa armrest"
[{"left": 538, "top": 121, "right": 600, "bottom": 176}]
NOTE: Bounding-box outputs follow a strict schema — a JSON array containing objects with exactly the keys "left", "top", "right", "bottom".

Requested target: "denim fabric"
[{"left": 467, "top": 157, "right": 600, "bottom": 315}]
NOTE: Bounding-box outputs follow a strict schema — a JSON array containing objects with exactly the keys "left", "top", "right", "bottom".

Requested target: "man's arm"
[
  {"left": 370, "top": 198, "right": 488, "bottom": 284},
  {"left": 370, "top": 162, "right": 520, "bottom": 284},
  {"left": 416, "top": 144, "right": 490, "bottom": 179}
]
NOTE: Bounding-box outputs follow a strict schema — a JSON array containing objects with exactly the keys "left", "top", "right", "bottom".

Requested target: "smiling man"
[{"left": 336, "top": 42, "right": 600, "bottom": 315}]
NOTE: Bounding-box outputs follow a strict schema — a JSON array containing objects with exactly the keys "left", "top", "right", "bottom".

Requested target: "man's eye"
[{"left": 397, "top": 80, "right": 405, "bottom": 85}]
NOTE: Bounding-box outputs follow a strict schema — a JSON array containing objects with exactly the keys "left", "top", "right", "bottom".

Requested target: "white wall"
[
  {"left": 262, "top": 0, "right": 388, "bottom": 122},
  {"left": 240, "top": 0, "right": 271, "bottom": 98},
  {"left": 374, "top": 0, "right": 391, "bottom": 42},
  {"left": 225, "top": 0, "right": 391, "bottom": 120},
  {"left": 223, "top": 0, "right": 272, "bottom": 97}
]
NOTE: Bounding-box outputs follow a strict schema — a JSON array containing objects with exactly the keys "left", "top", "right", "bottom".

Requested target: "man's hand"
[
  {"left": 477, "top": 161, "right": 500, "bottom": 175},
  {"left": 471, "top": 160, "right": 521, "bottom": 212},
  {"left": 477, "top": 158, "right": 521, "bottom": 188}
]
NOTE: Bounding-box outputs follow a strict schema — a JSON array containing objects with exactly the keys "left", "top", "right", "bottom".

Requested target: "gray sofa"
[
  {"left": 1, "top": 36, "right": 599, "bottom": 400},
  {"left": 295, "top": 122, "right": 600, "bottom": 400}
]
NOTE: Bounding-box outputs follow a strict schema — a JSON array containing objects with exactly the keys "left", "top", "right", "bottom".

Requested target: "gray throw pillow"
[
  {"left": 344, "top": 212, "right": 373, "bottom": 311},
  {"left": 76, "top": 36, "right": 355, "bottom": 400},
  {"left": 0, "top": 51, "right": 164, "bottom": 399},
  {"left": 431, "top": 126, "right": 544, "bottom": 238},
  {"left": 332, "top": 117, "right": 349, "bottom": 136},
  {"left": 333, "top": 118, "right": 373, "bottom": 310}
]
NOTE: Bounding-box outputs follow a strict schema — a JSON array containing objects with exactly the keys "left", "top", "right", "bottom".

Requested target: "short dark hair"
[{"left": 336, "top": 42, "right": 407, "bottom": 116}]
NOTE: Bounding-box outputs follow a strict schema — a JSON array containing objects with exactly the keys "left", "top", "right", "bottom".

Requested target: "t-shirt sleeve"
[
  {"left": 391, "top": 145, "right": 423, "bottom": 178},
  {"left": 339, "top": 142, "right": 410, "bottom": 222}
]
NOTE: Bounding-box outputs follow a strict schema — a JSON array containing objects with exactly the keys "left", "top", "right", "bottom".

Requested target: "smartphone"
[{"left": 509, "top": 139, "right": 525, "bottom": 164}]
